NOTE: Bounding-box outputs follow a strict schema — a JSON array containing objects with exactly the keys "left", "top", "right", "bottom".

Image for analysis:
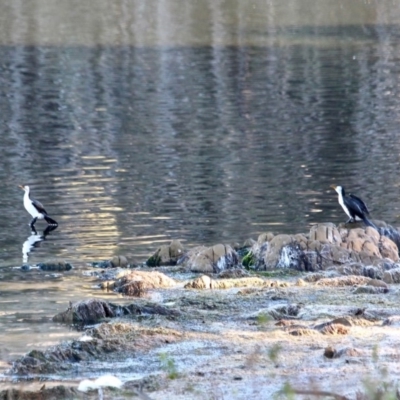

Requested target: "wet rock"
[
  {"left": 37, "top": 261, "right": 72, "bottom": 271},
  {"left": 146, "top": 240, "right": 184, "bottom": 267},
  {"left": 91, "top": 260, "right": 113, "bottom": 268},
  {"left": 181, "top": 244, "right": 239, "bottom": 273},
  {"left": 114, "top": 270, "right": 177, "bottom": 297},
  {"left": 53, "top": 299, "right": 116, "bottom": 324}
]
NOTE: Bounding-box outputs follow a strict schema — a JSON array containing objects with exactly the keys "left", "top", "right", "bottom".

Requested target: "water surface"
[{"left": 1, "top": 0, "right": 400, "bottom": 376}]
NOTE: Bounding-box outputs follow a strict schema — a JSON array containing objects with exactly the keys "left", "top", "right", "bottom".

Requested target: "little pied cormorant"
[
  {"left": 19, "top": 185, "right": 58, "bottom": 233},
  {"left": 331, "top": 185, "right": 377, "bottom": 230}
]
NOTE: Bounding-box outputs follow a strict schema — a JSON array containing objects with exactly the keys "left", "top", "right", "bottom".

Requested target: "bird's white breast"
[
  {"left": 23, "top": 193, "right": 44, "bottom": 219},
  {"left": 338, "top": 193, "right": 352, "bottom": 218}
]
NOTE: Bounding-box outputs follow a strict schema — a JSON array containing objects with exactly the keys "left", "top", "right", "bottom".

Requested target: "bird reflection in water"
[{"left": 22, "top": 225, "right": 58, "bottom": 263}]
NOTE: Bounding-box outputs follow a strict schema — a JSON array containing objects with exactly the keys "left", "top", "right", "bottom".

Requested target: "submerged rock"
[{"left": 37, "top": 262, "right": 73, "bottom": 271}]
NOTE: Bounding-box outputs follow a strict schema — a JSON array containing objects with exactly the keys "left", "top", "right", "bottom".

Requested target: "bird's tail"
[
  {"left": 362, "top": 216, "right": 378, "bottom": 231},
  {"left": 44, "top": 216, "right": 58, "bottom": 226}
]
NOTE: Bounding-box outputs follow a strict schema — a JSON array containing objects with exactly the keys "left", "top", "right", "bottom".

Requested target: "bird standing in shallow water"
[
  {"left": 330, "top": 185, "right": 378, "bottom": 230},
  {"left": 19, "top": 185, "right": 58, "bottom": 233}
]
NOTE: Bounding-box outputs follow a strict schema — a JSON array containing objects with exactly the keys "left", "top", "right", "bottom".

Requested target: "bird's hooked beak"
[
  {"left": 19, "top": 185, "right": 25, "bottom": 190},
  {"left": 330, "top": 185, "right": 338, "bottom": 191}
]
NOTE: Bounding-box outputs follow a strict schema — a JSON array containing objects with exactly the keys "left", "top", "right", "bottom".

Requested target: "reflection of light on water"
[
  {"left": 22, "top": 233, "right": 43, "bottom": 263},
  {"left": 22, "top": 226, "right": 58, "bottom": 263}
]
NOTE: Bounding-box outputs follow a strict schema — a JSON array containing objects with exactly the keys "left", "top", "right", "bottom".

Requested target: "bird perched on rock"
[
  {"left": 19, "top": 185, "right": 58, "bottom": 233},
  {"left": 330, "top": 185, "right": 377, "bottom": 230}
]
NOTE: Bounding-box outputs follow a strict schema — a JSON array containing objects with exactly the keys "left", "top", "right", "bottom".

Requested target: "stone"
[
  {"left": 37, "top": 262, "right": 73, "bottom": 271},
  {"left": 115, "top": 271, "right": 176, "bottom": 296},
  {"left": 146, "top": 240, "right": 184, "bottom": 267},
  {"left": 185, "top": 244, "right": 239, "bottom": 273},
  {"left": 257, "top": 232, "right": 274, "bottom": 244},
  {"left": 309, "top": 223, "right": 341, "bottom": 244},
  {"left": 184, "top": 275, "right": 266, "bottom": 290},
  {"left": 110, "top": 256, "right": 128, "bottom": 268}
]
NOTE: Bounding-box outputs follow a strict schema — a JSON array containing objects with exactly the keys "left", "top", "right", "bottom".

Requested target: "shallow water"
[{"left": 1, "top": 0, "right": 400, "bottom": 376}]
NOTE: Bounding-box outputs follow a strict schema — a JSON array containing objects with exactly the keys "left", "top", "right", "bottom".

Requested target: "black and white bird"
[
  {"left": 331, "top": 185, "right": 377, "bottom": 230},
  {"left": 19, "top": 185, "right": 58, "bottom": 233}
]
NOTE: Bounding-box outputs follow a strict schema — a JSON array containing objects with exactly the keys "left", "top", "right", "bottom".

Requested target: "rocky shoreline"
[{"left": 3, "top": 221, "right": 400, "bottom": 399}]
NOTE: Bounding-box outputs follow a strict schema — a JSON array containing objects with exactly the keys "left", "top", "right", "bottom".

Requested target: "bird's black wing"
[
  {"left": 349, "top": 194, "right": 369, "bottom": 215},
  {"left": 31, "top": 198, "right": 48, "bottom": 215}
]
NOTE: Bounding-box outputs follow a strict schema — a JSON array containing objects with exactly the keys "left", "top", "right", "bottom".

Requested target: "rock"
[
  {"left": 379, "top": 236, "right": 399, "bottom": 261},
  {"left": 264, "top": 235, "right": 293, "bottom": 267},
  {"left": 352, "top": 286, "right": 389, "bottom": 294},
  {"left": 184, "top": 275, "right": 266, "bottom": 290},
  {"left": 218, "top": 268, "right": 249, "bottom": 278},
  {"left": 10, "top": 322, "right": 182, "bottom": 375},
  {"left": 184, "top": 275, "right": 215, "bottom": 289},
  {"left": 53, "top": 299, "right": 180, "bottom": 325},
  {"left": 257, "top": 232, "right": 274, "bottom": 244},
  {"left": 367, "top": 279, "right": 388, "bottom": 289},
  {"left": 315, "top": 276, "right": 371, "bottom": 287},
  {"left": 383, "top": 267, "right": 400, "bottom": 284},
  {"left": 53, "top": 299, "right": 115, "bottom": 324},
  {"left": 242, "top": 238, "right": 256, "bottom": 248},
  {"left": 37, "top": 262, "right": 73, "bottom": 271},
  {"left": 181, "top": 244, "right": 239, "bottom": 273},
  {"left": 382, "top": 316, "right": 400, "bottom": 326},
  {"left": 309, "top": 223, "right": 341, "bottom": 244},
  {"left": 317, "top": 323, "right": 349, "bottom": 335},
  {"left": 267, "top": 304, "right": 302, "bottom": 320},
  {"left": 110, "top": 256, "right": 129, "bottom": 268},
  {"left": 324, "top": 346, "right": 362, "bottom": 359},
  {"left": 146, "top": 240, "right": 184, "bottom": 267},
  {"left": 115, "top": 271, "right": 177, "bottom": 297},
  {"left": 289, "top": 328, "right": 320, "bottom": 336}
]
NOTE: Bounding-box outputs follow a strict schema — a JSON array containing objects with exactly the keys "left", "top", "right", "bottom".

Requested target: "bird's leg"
[
  {"left": 30, "top": 217, "right": 38, "bottom": 234},
  {"left": 346, "top": 217, "right": 354, "bottom": 223}
]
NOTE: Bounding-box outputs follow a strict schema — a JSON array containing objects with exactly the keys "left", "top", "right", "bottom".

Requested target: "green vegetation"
[{"left": 159, "top": 352, "right": 179, "bottom": 379}]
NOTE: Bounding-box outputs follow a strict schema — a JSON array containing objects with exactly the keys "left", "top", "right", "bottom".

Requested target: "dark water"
[{"left": 1, "top": 0, "right": 400, "bottom": 375}]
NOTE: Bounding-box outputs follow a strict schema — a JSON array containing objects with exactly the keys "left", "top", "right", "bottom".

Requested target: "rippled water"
[{"left": 1, "top": 0, "right": 400, "bottom": 376}]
